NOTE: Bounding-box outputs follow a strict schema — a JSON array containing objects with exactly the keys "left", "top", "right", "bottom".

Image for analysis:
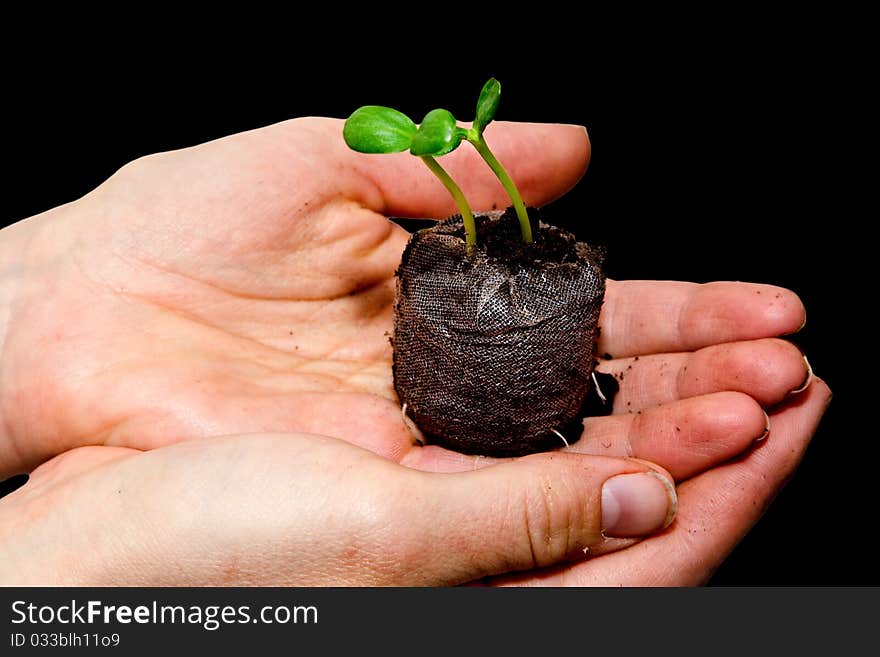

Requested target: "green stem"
[
  {"left": 420, "top": 155, "right": 477, "bottom": 253},
  {"left": 468, "top": 134, "right": 533, "bottom": 243}
]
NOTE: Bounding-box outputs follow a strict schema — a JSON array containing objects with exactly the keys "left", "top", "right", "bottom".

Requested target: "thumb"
[
  {"left": 320, "top": 118, "right": 590, "bottom": 218},
  {"left": 410, "top": 452, "right": 677, "bottom": 585}
]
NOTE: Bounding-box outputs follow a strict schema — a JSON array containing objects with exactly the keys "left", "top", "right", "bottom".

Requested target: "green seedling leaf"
[
  {"left": 410, "top": 109, "right": 463, "bottom": 157},
  {"left": 474, "top": 78, "right": 501, "bottom": 133},
  {"left": 343, "top": 106, "right": 416, "bottom": 153}
]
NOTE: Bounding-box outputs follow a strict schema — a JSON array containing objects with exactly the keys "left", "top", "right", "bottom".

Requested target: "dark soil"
[
  {"left": 439, "top": 207, "right": 606, "bottom": 273},
  {"left": 580, "top": 370, "right": 619, "bottom": 418}
]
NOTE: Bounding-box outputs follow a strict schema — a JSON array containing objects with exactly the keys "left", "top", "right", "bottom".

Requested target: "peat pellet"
[{"left": 393, "top": 208, "right": 606, "bottom": 457}]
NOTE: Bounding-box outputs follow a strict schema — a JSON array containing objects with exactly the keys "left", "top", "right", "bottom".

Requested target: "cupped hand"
[
  {"left": 0, "top": 431, "right": 680, "bottom": 585},
  {"left": 0, "top": 117, "right": 827, "bottom": 585}
]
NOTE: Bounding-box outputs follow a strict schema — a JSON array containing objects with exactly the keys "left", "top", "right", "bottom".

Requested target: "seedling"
[{"left": 343, "top": 78, "right": 533, "bottom": 252}]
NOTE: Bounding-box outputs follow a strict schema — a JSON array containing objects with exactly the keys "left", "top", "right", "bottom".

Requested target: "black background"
[{"left": 0, "top": 23, "right": 868, "bottom": 585}]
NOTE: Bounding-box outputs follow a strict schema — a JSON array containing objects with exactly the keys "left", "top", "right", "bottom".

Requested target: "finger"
[
  {"left": 401, "top": 387, "right": 771, "bottom": 479},
  {"left": 414, "top": 452, "right": 677, "bottom": 584},
  {"left": 597, "top": 338, "right": 812, "bottom": 412},
  {"left": 495, "top": 378, "right": 831, "bottom": 586},
  {"left": 573, "top": 391, "right": 769, "bottom": 481},
  {"left": 330, "top": 119, "right": 591, "bottom": 217},
  {"left": 598, "top": 280, "right": 806, "bottom": 358},
  {"left": 407, "top": 391, "right": 769, "bottom": 482}
]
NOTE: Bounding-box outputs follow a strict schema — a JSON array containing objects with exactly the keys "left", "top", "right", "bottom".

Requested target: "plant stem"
[
  {"left": 420, "top": 155, "right": 477, "bottom": 253},
  {"left": 468, "top": 135, "right": 533, "bottom": 243}
]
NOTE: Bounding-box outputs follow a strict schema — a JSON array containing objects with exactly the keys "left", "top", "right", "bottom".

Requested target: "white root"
[
  {"left": 592, "top": 370, "right": 608, "bottom": 404},
  {"left": 551, "top": 428, "right": 570, "bottom": 447},
  {"left": 400, "top": 402, "right": 426, "bottom": 446}
]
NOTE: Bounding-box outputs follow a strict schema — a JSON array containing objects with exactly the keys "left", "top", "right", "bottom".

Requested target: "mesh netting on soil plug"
[{"left": 393, "top": 209, "right": 606, "bottom": 457}]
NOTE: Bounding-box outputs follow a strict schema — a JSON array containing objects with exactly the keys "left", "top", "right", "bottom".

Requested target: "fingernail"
[
  {"left": 789, "top": 354, "right": 814, "bottom": 395},
  {"left": 601, "top": 472, "right": 677, "bottom": 538},
  {"left": 755, "top": 410, "right": 771, "bottom": 443}
]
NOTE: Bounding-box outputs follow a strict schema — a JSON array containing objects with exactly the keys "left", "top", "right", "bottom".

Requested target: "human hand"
[
  {"left": 0, "top": 431, "right": 680, "bottom": 585},
  {"left": 0, "top": 118, "right": 826, "bottom": 584}
]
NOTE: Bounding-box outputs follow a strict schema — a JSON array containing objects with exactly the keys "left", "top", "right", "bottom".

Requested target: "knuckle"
[{"left": 516, "top": 462, "right": 583, "bottom": 567}]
